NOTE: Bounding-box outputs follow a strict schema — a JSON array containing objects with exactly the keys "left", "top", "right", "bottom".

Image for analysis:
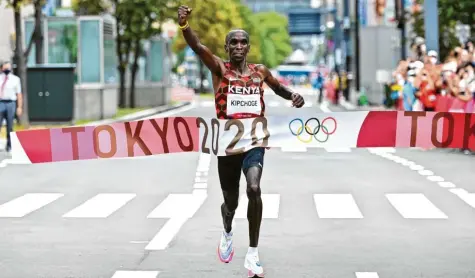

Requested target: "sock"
[{"left": 248, "top": 247, "right": 258, "bottom": 255}]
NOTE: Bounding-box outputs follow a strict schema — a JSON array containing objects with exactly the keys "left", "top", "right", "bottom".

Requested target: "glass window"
[
  {"left": 150, "top": 40, "right": 163, "bottom": 82},
  {"left": 24, "top": 21, "right": 36, "bottom": 66},
  {"left": 47, "top": 20, "right": 78, "bottom": 64},
  {"left": 103, "top": 37, "right": 117, "bottom": 84},
  {"left": 79, "top": 20, "right": 100, "bottom": 83}
]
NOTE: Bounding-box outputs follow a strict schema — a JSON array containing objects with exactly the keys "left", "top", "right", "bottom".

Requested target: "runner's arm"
[
  {"left": 181, "top": 25, "right": 223, "bottom": 77},
  {"left": 258, "top": 65, "right": 294, "bottom": 100}
]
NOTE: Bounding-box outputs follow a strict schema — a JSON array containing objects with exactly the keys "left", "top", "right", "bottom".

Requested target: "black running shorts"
[{"left": 217, "top": 147, "right": 265, "bottom": 192}]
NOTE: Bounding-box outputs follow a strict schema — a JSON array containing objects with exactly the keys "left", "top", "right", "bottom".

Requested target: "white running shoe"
[
  {"left": 244, "top": 251, "right": 264, "bottom": 277},
  {"left": 217, "top": 231, "right": 234, "bottom": 263}
]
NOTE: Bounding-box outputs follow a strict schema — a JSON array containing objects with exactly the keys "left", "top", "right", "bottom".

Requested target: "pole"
[
  {"left": 424, "top": 0, "right": 439, "bottom": 54},
  {"left": 396, "top": 0, "right": 407, "bottom": 59},
  {"left": 355, "top": 0, "right": 361, "bottom": 101},
  {"left": 334, "top": 10, "right": 342, "bottom": 105},
  {"left": 343, "top": 0, "right": 350, "bottom": 101}
]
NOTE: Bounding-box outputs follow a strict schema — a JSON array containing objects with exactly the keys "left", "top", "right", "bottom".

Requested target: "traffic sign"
[{"left": 288, "top": 9, "right": 323, "bottom": 35}]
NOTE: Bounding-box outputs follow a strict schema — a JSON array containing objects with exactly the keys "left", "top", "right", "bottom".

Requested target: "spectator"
[{"left": 0, "top": 61, "right": 23, "bottom": 153}]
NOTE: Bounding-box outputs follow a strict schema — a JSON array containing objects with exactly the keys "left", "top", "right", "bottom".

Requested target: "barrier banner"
[{"left": 10, "top": 111, "right": 475, "bottom": 164}]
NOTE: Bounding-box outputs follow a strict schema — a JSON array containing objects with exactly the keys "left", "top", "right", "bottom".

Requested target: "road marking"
[
  {"left": 313, "top": 194, "right": 363, "bottom": 219},
  {"left": 145, "top": 193, "right": 207, "bottom": 250},
  {"left": 281, "top": 146, "right": 307, "bottom": 152},
  {"left": 427, "top": 176, "right": 444, "bottom": 182},
  {"left": 200, "top": 101, "right": 214, "bottom": 107},
  {"left": 319, "top": 101, "right": 331, "bottom": 113},
  {"left": 111, "top": 271, "right": 160, "bottom": 278},
  {"left": 418, "top": 169, "right": 434, "bottom": 176},
  {"left": 324, "top": 147, "right": 352, "bottom": 152},
  {"left": 235, "top": 194, "right": 280, "bottom": 219},
  {"left": 63, "top": 193, "right": 136, "bottom": 218},
  {"left": 438, "top": 181, "right": 456, "bottom": 188},
  {"left": 355, "top": 272, "right": 379, "bottom": 278},
  {"left": 450, "top": 189, "right": 475, "bottom": 209},
  {"left": 0, "top": 193, "right": 63, "bottom": 218},
  {"left": 145, "top": 217, "right": 189, "bottom": 250},
  {"left": 386, "top": 193, "right": 448, "bottom": 219},
  {"left": 268, "top": 101, "right": 280, "bottom": 107}
]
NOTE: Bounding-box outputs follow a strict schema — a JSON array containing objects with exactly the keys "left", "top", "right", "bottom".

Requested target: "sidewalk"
[{"left": 0, "top": 101, "right": 192, "bottom": 151}]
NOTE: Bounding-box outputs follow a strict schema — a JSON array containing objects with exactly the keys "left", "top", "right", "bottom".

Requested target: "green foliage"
[
  {"left": 253, "top": 12, "right": 293, "bottom": 68},
  {"left": 172, "top": 1, "right": 292, "bottom": 69},
  {"left": 71, "top": 0, "right": 109, "bottom": 15},
  {"left": 172, "top": 0, "right": 245, "bottom": 59},
  {"left": 411, "top": 0, "right": 475, "bottom": 61}
]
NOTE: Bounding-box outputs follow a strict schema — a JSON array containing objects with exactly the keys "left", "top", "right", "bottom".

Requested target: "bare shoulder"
[{"left": 253, "top": 64, "right": 272, "bottom": 79}]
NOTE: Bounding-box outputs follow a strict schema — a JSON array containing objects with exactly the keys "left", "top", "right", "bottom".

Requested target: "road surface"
[{"left": 1, "top": 88, "right": 475, "bottom": 278}]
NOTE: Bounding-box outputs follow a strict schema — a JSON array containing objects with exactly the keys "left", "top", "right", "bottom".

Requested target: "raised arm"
[
  {"left": 178, "top": 6, "right": 223, "bottom": 77},
  {"left": 257, "top": 65, "right": 305, "bottom": 108}
]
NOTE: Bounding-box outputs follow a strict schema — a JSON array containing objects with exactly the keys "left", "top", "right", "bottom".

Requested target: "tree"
[
  {"left": 411, "top": 0, "right": 475, "bottom": 61},
  {"left": 252, "top": 12, "right": 293, "bottom": 69},
  {"left": 126, "top": 0, "right": 178, "bottom": 108},
  {"left": 4, "top": 0, "right": 44, "bottom": 128},
  {"left": 172, "top": 0, "right": 244, "bottom": 93}
]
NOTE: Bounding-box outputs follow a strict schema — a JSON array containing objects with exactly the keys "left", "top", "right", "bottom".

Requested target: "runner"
[{"left": 177, "top": 5, "right": 304, "bottom": 277}]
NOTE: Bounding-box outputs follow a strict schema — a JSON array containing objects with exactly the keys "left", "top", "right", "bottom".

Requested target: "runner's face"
[{"left": 225, "top": 32, "right": 250, "bottom": 62}]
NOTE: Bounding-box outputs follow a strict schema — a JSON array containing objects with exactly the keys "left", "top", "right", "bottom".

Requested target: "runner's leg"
[
  {"left": 242, "top": 147, "right": 265, "bottom": 276},
  {"left": 216, "top": 153, "right": 243, "bottom": 263}
]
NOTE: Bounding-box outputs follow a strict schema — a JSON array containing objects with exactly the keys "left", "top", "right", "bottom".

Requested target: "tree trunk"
[
  {"left": 118, "top": 65, "right": 127, "bottom": 108},
  {"left": 129, "top": 39, "right": 141, "bottom": 109},
  {"left": 14, "top": 2, "right": 30, "bottom": 128},
  {"left": 34, "top": 0, "right": 44, "bottom": 64},
  {"left": 199, "top": 60, "right": 205, "bottom": 94}
]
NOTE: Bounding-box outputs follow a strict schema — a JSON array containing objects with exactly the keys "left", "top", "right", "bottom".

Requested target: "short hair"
[{"left": 225, "top": 29, "right": 250, "bottom": 45}]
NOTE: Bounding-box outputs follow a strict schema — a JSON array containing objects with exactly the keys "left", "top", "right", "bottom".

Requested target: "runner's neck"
[{"left": 230, "top": 60, "right": 248, "bottom": 75}]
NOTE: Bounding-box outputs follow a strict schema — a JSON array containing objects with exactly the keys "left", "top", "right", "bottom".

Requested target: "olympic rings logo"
[{"left": 288, "top": 117, "right": 337, "bottom": 143}]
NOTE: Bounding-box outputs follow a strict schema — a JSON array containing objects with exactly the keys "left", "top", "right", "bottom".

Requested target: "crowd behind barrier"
[{"left": 389, "top": 40, "right": 475, "bottom": 114}]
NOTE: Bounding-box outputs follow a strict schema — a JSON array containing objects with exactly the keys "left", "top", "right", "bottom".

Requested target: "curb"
[{"left": 84, "top": 101, "right": 192, "bottom": 126}]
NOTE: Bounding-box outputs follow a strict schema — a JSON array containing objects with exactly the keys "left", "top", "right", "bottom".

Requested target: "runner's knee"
[
  {"left": 223, "top": 191, "right": 239, "bottom": 212},
  {"left": 246, "top": 183, "right": 261, "bottom": 199}
]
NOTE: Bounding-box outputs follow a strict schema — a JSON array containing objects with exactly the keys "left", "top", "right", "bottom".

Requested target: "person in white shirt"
[{"left": 0, "top": 62, "right": 23, "bottom": 152}]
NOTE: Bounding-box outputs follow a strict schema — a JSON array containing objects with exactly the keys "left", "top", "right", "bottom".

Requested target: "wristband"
[{"left": 179, "top": 21, "right": 189, "bottom": 30}]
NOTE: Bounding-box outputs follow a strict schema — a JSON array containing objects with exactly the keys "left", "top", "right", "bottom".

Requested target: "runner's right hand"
[{"left": 178, "top": 5, "right": 192, "bottom": 26}]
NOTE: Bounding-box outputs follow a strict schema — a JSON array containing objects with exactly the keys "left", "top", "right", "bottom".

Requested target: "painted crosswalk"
[
  {"left": 0, "top": 192, "right": 469, "bottom": 221},
  {"left": 108, "top": 270, "right": 382, "bottom": 277}
]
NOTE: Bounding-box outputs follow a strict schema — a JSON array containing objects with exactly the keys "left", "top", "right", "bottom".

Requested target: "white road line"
[
  {"left": 427, "top": 176, "right": 444, "bottom": 182},
  {"left": 355, "top": 272, "right": 380, "bottom": 278},
  {"left": 450, "top": 189, "right": 475, "bottom": 209},
  {"left": 386, "top": 193, "right": 448, "bottom": 219},
  {"left": 0, "top": 193, "right": 63, "bottom": 218},
  {"left": 235, "top": 194, "right": 280, "bottom": 219},
  {"left": 111, "top": 270, "right": 160, "bottom": 278},
  {"left": 281, "top": 146, "right": 308, "bottom": 152},
  {"left": 438, "top": 181, "right": 456, "bottom": 188},
  {"left": 324, "top": 147, "right": 352, "bottom": 152},
  {"left": 200, "top": 101, "right": 214, "bottom": 107},
  {"left": 145, "top": 217, "right": 189, "bottom": 250},
  {"left": 313, "top": 194, "right": 363, "bottom": 219},
  {"left": 418, "top": 170, "right": 434, "bottom": 176},
  {"left": 63, "top": 193, "right": 136, "bottom": 218},
  {"left": 319, "top": 101, "right": 331, "bottom": 113},
  {"left": 145, "top": 192, "right": 206, "bottom": 250}
]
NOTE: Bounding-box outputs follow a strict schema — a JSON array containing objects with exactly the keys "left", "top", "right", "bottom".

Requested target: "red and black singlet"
[{"left": 214, "top": 62, "right": 266, "bottom": 120}]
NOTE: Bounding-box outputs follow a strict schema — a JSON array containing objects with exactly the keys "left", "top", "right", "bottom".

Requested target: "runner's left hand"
[{"left": 291, "top": 93, "right": 304, "bottom": 108}]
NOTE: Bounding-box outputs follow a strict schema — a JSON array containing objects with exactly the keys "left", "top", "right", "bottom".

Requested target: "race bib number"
[{"left": 227, "top": 94, "right": 261, "bottom": 116}]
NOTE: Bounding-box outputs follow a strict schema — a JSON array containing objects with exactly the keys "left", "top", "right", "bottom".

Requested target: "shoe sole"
[
  {"left": 217, "top": 245, "right": 234, "bottom": 263},
  {"left": 247, "top": 270, "right": 265, "bottom": 277}
]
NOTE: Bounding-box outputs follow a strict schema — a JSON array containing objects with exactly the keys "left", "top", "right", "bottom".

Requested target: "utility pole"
[
  {"left": 355, "top": 0, "right": 361, "bottom": 100},
  {"left": 395, "top": 0, "right": 406, "bottom": 60},
  {"left": 343, "top": 0, "right": 350, "bottom": 101}
]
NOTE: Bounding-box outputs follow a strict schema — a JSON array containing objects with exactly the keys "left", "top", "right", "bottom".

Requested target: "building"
[{"left": 241, "top": 0, "right": 311, "bottom": 13}]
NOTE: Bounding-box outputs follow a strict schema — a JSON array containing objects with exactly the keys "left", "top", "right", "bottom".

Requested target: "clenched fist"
[{"left": 178, "top": 5, "right": 192, "bottom": 26}]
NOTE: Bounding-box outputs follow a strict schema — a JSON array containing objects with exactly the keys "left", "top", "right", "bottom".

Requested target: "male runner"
[{"left": 178, "top": 5, "right": 305, "bottom": 277}]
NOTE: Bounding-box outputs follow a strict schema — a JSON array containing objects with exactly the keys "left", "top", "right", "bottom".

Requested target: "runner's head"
[{"left": 225, "top": 29, "right": 250, "bottom": 62}]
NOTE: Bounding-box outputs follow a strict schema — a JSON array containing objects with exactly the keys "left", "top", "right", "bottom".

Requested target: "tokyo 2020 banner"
[{"left": 9, "top": 111, "right": 475, "bottom": 164}]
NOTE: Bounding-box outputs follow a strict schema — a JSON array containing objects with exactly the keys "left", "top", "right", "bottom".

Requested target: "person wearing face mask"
[
  {"left": 0, "top": 62, "right": 23, "bottom": 153},
  {"left": 427, "top": 50, "right": 438, "bottom": 65}
]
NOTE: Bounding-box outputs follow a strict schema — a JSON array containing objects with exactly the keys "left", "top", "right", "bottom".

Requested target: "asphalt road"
[{"left": 1, "top": 88, "right": 475, "bottom": 278}]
